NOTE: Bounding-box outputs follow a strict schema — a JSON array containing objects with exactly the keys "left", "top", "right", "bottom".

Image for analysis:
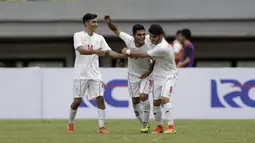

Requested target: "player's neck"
[
  {"left": 85, "top": 28, "right": 94, "bottom": 36},
  {"left": 135, "top": 42, "right": 143, "bottom": 47}
]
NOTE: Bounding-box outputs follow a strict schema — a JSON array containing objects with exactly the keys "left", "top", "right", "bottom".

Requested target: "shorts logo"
[
  {"left": 169, "top": 86, "right": 173, "bottom": 93},
  {"left": 149, "top": 79, "right": 153, "bottom": 87}
]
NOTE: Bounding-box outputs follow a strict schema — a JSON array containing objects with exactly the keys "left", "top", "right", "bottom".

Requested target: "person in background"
[
  {"left": 172, "top": 30, "right": 183, "bottom": 65},
  {"left": 176, "top": 29, "right": 195, "bottom": 67}
]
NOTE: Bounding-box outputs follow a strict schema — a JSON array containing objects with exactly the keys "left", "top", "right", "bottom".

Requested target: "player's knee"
[
  {"left": 153, "top": 99, "right": 161, "bottom": 106},
  {"left": 140, "top": 94, "right": 148, "bottom": 101},
  {"left": 132, "top": 97, "right": 140, "bottom": 105},
  {"left": 161, "top": 97, "right": 169, "bottom": 104},
  {"left": 96, "top": 96, "right": 105, "bottom": 110},
  {"left": 72, "top": 98, "right": 82, "bottom": 109},
  {"left": 96, "top": 96, "right": 104, "bottom": 101}
]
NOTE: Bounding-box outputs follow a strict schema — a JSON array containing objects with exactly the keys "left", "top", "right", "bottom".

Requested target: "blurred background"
[
  {"left": 1, "top": 0, "right": 255, "bottom": 68},
  {"left": 0, "top": 1, "right": 255, "bottom": 142}
]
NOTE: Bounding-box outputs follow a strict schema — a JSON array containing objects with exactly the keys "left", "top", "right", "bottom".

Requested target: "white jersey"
[
  {"left": 147, "top": 38, "right": 178, "bottom": 79},
  {"left": 73, "top": 31, "right": 111, "bottom": 80},
  {"left": 119, "top": 32, "right": 153, "bottom": 77},
  {"left": 172, "top": 40, "right": 182, "bottom": 54}
]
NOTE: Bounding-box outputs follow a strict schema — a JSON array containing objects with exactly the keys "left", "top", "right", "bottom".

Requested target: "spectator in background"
[
  {"left": 171, "top": 30, "right": 183, "bottom": 64},
  {"left": 176, "top": 29, "right": 195, "bottom": 67}
]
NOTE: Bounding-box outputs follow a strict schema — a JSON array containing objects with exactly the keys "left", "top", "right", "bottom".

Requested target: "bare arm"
[
  {"left": 104, "top": 15, "right": 121, "bottom": 36},
  {"left": 122, "top": 48, "right": 150, "bottom": 58},
  {"left": 177, "top": 45, "right": 192, "bottom": 67},
  {"left": 106, "top": 50, "right": 126, "bottom": 59},
  {"left": 77, "top": 47, "right": 105, "bottom": 56},
  {"left": 177, "top": 57, "right": 190, "bottom": 67}
]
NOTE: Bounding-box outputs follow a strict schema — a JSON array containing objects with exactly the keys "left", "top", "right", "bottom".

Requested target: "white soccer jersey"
[
  {"left": 119, "top": 32, "right": 153, "bottom": 76},
  {"left": 147, "top": 38, "right": 178, "bottom": 79},
  {"left": 73, "top": 31, "right": 111, "bottom": 80}
]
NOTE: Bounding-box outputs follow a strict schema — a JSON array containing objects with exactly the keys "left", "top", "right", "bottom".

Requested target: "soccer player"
[
  {"left": 122, "top": 24, "right": 178, "bottom": 134},
  {"left": 68, "top": 13, "right": 125, "bottom": 134},
  {"left": 104, "top": 15, "right": 154, "bottom": 133},
  {"left": 176, "top": 28, "right": 195, "bottom": 67}
]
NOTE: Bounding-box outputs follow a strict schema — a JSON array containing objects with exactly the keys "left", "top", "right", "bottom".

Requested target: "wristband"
[{"left": 126, "top": 49, "right": 131, "bottom": 55}]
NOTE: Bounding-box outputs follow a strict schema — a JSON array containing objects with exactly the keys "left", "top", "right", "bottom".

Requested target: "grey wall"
[
  {"left": 1, "top": 0, "right": 254, "bottom": 20},
  {"left": 0, "top": 0, "right": 255, "bottom": 37}
]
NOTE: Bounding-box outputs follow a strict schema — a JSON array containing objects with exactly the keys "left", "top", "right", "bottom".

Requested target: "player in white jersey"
[
  {"left": 68, "top": 13, "right": 125, "bottom": 134},
  {"left": 105, "top": 15, "right": 154, "bottom": 133},
  {"left": 122, "top": 24, "right": 178, "bottom": 134}
]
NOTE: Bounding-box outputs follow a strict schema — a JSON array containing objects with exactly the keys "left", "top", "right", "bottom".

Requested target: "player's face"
[
  {"left": 87, "top": 19, "right": 98, "bottom": 32},
  {"left": 149, "top": 33, "right": 162, "bottom": 45},
  {"left": 133, "top": 30, "right": 145, "bottom": 45},
  {"left": 176, "top": 33, "right": 184, "bottom": 43}
]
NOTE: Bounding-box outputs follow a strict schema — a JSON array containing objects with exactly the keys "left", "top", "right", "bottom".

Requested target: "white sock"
[
  {"left": 153, "top": 106, "right": 163, "bottom": 125},
  {"left": 142, "top": 100, "right": 150, "bottom": 125},
  {"left": 163, "top": 103, "right": 174, "bottom": 125},
  {"left": 97, "top": 109, "right": 105, "bottom": 128},
  {"left": 68, "top": 108, "right": 77, "bottom": 124},
  {"left": 133, "top": 103, "right": 143, "bottom": 125}
]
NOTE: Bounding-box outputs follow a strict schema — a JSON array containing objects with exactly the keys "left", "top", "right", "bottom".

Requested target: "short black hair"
[
  {"left": 132, "top": 24, "right": 145, "bottom": 34},
  {"left": 148, "top": 24, "right": 164, "bottom": 36},
  {"left": 83, "top": 13, "right": 97, "bottom": 25},
  {"left": 181, "top": 28, "right": 192, "bottom": 40}
]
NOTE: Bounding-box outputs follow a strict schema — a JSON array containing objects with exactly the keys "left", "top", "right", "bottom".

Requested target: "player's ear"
[{"left": 84, "top": 21, "right": 89, "bottom": 26}]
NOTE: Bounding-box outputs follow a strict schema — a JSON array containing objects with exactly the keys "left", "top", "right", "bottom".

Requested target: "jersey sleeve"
[
  {"left": 73, "top": 33, "right": 83, "bottom": 50},
  {"left": 100, "top": 36, "right": 111, "bottom": 51},
  {"left": 119, "top": 32, "right": 133, "bottom": 46},
  {"left": 147, "top": 46, "right": 168, "bottom": 57}
]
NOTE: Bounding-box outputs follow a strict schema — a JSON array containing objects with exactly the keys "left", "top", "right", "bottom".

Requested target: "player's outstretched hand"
[
  {"left": 104, "top": 15, "right": 111, "bottom": 24},
  {"left": 122, "top": 47, "right": 128, "bottom": 55},
  {"left": 95, "top": 48, "right": 106, "bottom": 56}
]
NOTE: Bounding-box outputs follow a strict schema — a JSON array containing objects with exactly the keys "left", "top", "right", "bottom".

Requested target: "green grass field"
[{"left": 0, "top": 120, "right": 254, "bottom": 143}]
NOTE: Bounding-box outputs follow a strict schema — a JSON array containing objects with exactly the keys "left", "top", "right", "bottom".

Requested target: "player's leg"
[
  {"left": 161, "top": 77, "right": 178, "bottom": 134},
  {"left": 88, "top": 80, "right": 109, "bottom": 133},
  {"left": 128, "top": 75, "right": 143, "bottom": 126},
  {"left": 139, "top": 77, "right": 153, "bottom": 133},
  {"left": 68, "top": 79, "right": 88, "bottom": 132},
  {"left": 152, "top": 83, "right": 163, "bottom": 133}
]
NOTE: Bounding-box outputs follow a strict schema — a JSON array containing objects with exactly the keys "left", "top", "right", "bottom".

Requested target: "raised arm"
[{"left": 104, "top": 15, "right": 121, "bottom": 36}]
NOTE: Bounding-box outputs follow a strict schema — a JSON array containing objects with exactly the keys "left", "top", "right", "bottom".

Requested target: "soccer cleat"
[
  {"left": 152, "top": 125, "right": 164, "bottom": 134},
  {"left": 140, "top": 124, "right": 150, "bottom": 133},
  {"left": 67, "top": 124, "right": 74, "bottom": 132},
  {"left": 163, "top": 125, "right": 176, "bottom": 134},
  {"left": 98, "top": 127, "right": 109, "bottom": 134}
]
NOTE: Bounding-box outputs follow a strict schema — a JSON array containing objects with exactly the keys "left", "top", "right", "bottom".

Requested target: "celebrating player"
[
  {"left": 68, "top": 13, "right": 125, "bottom": 134},
  {"left": 122, "top": 24, "right": 178, "bottom": 134},
  {"left": 105, "top": 15, "right": 154, "bottom": 133}
]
